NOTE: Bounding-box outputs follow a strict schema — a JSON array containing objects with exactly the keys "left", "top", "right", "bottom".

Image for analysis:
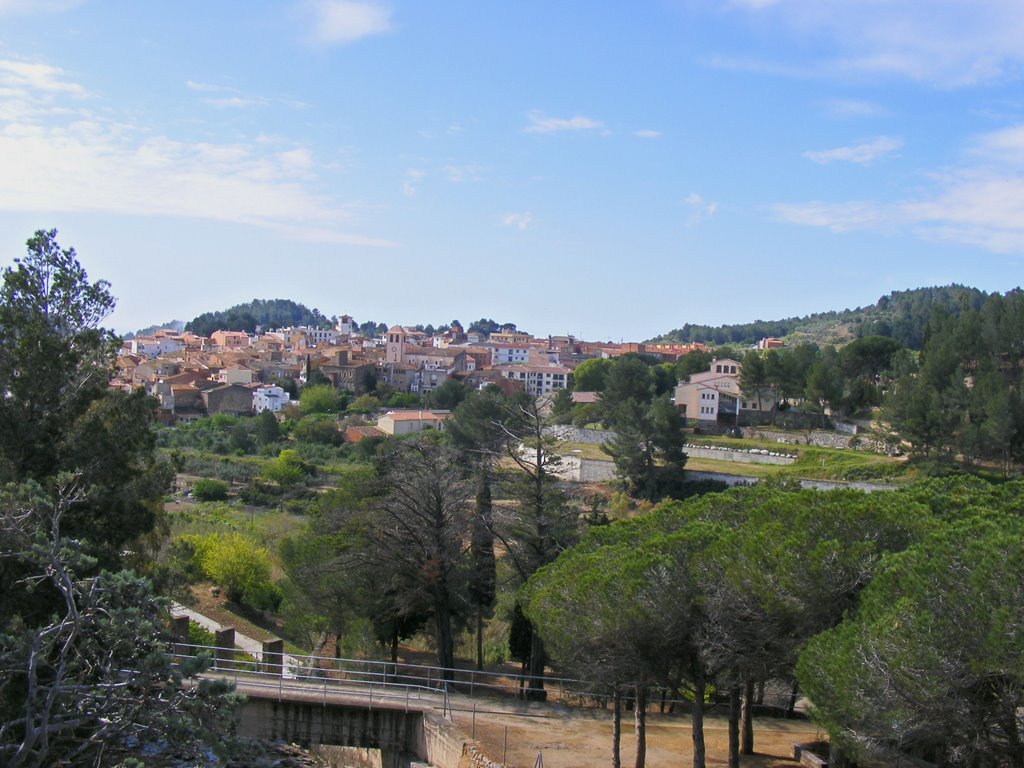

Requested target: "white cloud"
[
  {"left": 684, "top": 192, "right": 719, "bottom": 226},
  {"left": 970, "top": 124, "right": 1024, "bottom": 167},
  {"left": 803, "top": 136, "right": 902, "bottom": 164},
  {"left": 0, "top": 60, "right": 393, "bottom": 247},
  {"left": 901, "top": 170, "right": 1024, "bottom": 253},
  {"left": 502, "top": 212, "right": 532, "bottom": 231},
  {"left": 186, "top": 80, "right": 231, "bottom": 93},
  {"left": 305, "top": 0, "right": 392, "bottom": 46},
  {"left": 444, "top": 164, "right": 482, "bottom": 182},
  {"left": 773, "top": 200, "right": 887, "bottom": 232},
  {"left": 634, "top": 129, "right": 661, "bottom": 139},
  {"left": 523, "top": 111, "right": 605, "bottom": 135},
  {"left": 0, "top": 0, "right": 80, "bottom": 15},
  {"left": 403, "top": 168, "right": 425, "bottom": 196},
  {"left": 0, "top": 59, "right": 87, "bottom": 98},
  {"left": 186, "top": 80, "right": 305, "bottom": 110},
  {"left": 823, "top": 99, "right": 885, "bottom": 118},
  {"left": 775, "top": 125, "right": 1024, "bottom": 254},
  {"left": 717, "top": 0, "right": 1024, "bottom": 87},
  {"left": 206, "top": 96, "right": 270, "bottom": 109}
]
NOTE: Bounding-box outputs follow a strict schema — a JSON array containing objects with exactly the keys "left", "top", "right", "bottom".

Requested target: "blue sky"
[{"left": 1, "top": 0, "right": 1022, "bottom": 341}]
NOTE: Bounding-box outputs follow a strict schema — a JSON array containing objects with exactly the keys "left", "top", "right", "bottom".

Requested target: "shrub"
[
  {"left": 261, "top": 449, "right": 307, "bottom": 487},
  {"left": 192, "top": 478, "right": 229, "bottom": 501},
  {"left": 181, "top": 532, "right": 281, "bottom": 611},
  {"left": 292, "top": 415, "right": 344, "bottom": 445}
]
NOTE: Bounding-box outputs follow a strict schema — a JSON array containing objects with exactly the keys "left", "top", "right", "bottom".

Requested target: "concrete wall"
[
  {"left": 238, "top": 696, "right": 422, "bottom": 768},
  {"left": 683, "top": 445, "right": 796, "bottom": 465},
  {"left": 415, "top": 713, "right": 465, "bottom": 768},
  {"left": 552, "top": 455, "right": 617, "bottom": 483},
  {"left": 237, "top": 695, "right": 505, "bottom": 768},
  {"left": 553, "top": 426, "right": 614, "bottom": 445}
]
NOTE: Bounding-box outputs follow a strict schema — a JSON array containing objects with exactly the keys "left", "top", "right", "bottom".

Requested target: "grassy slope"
[{"left": 564, "top": 436, "right": 912, "bottom": 484}]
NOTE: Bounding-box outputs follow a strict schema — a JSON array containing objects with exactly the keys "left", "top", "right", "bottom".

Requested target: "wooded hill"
[
  {"left": 648, "top": 284, "right": 996, "bottom": 350},
  {"left": 185, "top": 298, "right": 334, "bottom": 337}
]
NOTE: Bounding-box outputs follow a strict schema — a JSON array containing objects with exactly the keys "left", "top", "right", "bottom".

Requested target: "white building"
[
  {"left": 128, "top": 337, "right": 185, "bottom": 358},
  {"left": 271, "top": 326, "right": 340, "bottom": 347},
  {"left": 495, "top": 365, "right": 571, "bottom": 397},
  {"left": 490, "top": 344, "right": 532, "bottom": 366},
  {"left": 253, "top": 385, "right": 291, "bottom": 413}
]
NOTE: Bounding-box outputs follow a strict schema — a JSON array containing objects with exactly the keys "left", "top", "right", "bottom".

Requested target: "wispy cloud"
[
  {"left": 970, "top": 124, "right": 1024, "bottom": 166},
  {"left": 803, "top": 136, "right": 902, "bottom": 164},
  {"left": 523, "top": 110, "right": 605, "bottom": 135},
  {"left": 444, "top": 164, "right": 482, "bottom": 182},
  {"left": 304, "top": 0, "right": 392, "bottom": 46},
  {"left": 403, "top": 168, "right": 425, "bottom": 196},
  {"left": 0, "top": 59, "right": 88, "bottom": 97},
  {"left": 502, "top": 212, "right": 532, "bottom": 231},
  {"left": 0, "top": 59, "right": 392, "bottom": 247},
  {"left": 775, "top": 123, "right": 1024, "bottom": 254},
  {"left": 704, "top": 54, "right": 816, "bottom": 80},
  {"left": 773, "top": 200, "right": 886, "bottom": 232},
  {"left": 684, "top": 192, "right": 718, "bottom": 226},
  {"left": 716, "top": 0, "right": 1024, "bottom": 87},
  {"left": 634, "top": 129, "right": 661, "bottom": 139},
  {"left": 208, "top": 96, "right": 271, "bottom": 109},
  {"left": 0, "top": 0, "right": 81, "bottom": 15},
  {"left": 186, "top": 80, "right": 230, "bottom": 93},
  {"left": 185, "top": 80, "right": 305, "bottom": 110},
  {"left": 822, "top": 99, "right": 885, "bottom": 118}
]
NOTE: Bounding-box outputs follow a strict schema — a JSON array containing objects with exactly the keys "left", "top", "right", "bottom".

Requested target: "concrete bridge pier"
[{"left": 238, "top": 695, "right": 422, "bottom": 768}]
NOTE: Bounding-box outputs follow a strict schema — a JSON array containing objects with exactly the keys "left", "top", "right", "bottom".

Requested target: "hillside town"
[{"left": 116, "top": 318, "right": 746, "bottom": 428}]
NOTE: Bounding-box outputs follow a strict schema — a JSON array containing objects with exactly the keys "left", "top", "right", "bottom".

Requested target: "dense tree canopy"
[
  {"left": 185, "top": 298, "right": 333, "bottom": 337},
  {"left": 0, "top": 231, "right": 233, "bottom": 766},
  {"left": 798, "top": 515, "right": 1024, "bottom": 767}
]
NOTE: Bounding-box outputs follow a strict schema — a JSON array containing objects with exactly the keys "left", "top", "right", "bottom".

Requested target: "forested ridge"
[
  {"left": 649, "top": 284, "right": 993, "bottom": 349},
  {"left": 185, "top": 298, "right": 334, "bottom": 337}
]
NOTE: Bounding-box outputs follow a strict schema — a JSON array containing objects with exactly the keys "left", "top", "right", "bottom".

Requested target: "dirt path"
[{"left": 455, "top": 703, "right": 822, "bottom": 768}]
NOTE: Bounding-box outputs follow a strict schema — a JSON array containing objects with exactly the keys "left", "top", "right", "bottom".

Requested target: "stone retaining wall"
[
  {"left": 745, "top": 428, "right": 893, "bottom": 455},
  {"left": 684, "top": 444, "right": 796, "bottom": 465}
]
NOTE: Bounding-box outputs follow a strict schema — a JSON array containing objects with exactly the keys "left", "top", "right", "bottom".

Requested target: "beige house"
[
  {"left": 673, "top": 358, "right": 776, "bottom": 423},
  {"left": 375, "top": 410, "right": 450, "bottom": 436}
]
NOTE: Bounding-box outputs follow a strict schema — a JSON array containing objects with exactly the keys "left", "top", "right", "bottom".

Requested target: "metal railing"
[
  {"left": 174, "top": 642, "right": 454, "bottom": 716},
  {"left": 172, "top": 642, "right": 802, "bottom": 719}
]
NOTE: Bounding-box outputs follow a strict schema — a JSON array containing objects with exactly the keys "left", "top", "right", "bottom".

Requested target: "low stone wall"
[
  {"left": 745, "top": 428, "right": 894, "bottom": 455},
  {"left": 554, "top": 455, "right": 617, "bottom": 483},
  {"left": 684, "top": 445, "right": 796, "bottom": 465},
  {"left": 550, "top": 426, "right": 613, "bottom": 445}
]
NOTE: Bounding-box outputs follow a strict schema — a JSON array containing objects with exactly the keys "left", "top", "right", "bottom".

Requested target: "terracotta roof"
[{"left": 381, "top": 410, "right": 448, "bottom": 421}]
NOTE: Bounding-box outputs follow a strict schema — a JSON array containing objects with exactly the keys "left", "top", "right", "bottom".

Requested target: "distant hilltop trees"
[
  {"left": 185, "top": 298, "right": 334, "bottom": 337},
  {"left": 650, "top": 284, "right": 990, "bottom": 350}
]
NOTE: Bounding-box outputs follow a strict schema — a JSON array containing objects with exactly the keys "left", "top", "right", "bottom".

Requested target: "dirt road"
[{"left": 456, "top": 702, "right": 822, "bottom": 768}]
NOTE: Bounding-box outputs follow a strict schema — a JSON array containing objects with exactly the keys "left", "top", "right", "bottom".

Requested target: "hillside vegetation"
[
  {"left": 649, "top": 284, "right": 991, "bottom": 349},
  {"left": 185, "top": 298, "right": 335, "bottom": 336}
]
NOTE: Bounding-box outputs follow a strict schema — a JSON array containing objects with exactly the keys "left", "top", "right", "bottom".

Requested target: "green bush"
[
  {"left": 179, "top": 532, "right": 281, "bottom": 611},
  {"left": 261, "top": 449, "right": 307, "bottom": 487},
  {"left": 192, "top": 478, "right": 229, "bottom": 501},
  {"left": 188, "top": 622, "right": 217, "bottom": 648},
  {"left": 292, "top": 415, "right": 344, "bottom": 445}
]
